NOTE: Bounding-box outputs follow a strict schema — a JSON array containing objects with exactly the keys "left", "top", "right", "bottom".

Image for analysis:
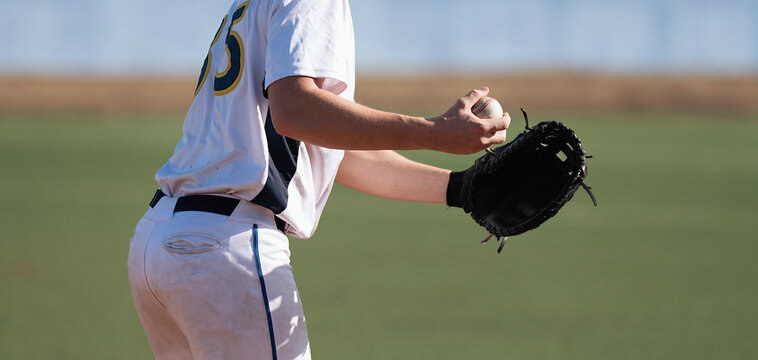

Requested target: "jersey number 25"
[{"left": 195, "top": 1, "right": 251, "bottom": 96}]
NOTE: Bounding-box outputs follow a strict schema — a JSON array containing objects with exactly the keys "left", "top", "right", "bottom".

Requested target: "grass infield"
[{"left": 0, "top": 111, "right": 756, "bottom": 359}]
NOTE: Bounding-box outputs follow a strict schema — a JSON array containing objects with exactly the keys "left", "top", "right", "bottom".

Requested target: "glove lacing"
[{"left": 480, "top": 108, "right": 597, "bottom": 254}]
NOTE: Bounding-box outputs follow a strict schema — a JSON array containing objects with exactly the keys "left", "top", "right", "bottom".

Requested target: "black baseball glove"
[{"left": 446, "top": 109, "right": 597, "bottom": 253}]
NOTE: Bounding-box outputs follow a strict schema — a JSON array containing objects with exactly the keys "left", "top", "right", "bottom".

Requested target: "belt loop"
[
  {"left": 149, "top": 189, "right": 166, "bottom": 208},
  {"left": 145, "top": 190, "right": 176, "bottom": 221},
  {"left": 274, "top": 217, "right": 287, "bottom": 233}
]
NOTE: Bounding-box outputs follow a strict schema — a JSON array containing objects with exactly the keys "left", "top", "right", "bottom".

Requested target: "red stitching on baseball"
[{"left": 472, "top": 98, "right": 492, "bottom": 117}]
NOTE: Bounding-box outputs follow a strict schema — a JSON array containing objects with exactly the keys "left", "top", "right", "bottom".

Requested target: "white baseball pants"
[{"left": 128, "top": 195, "right": 311, "bottom": 360}]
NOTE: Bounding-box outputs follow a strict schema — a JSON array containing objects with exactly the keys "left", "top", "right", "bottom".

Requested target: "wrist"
[
  {"left": 412, "top": 115, "right": 439, "bottom": 151},
  {"left": 446, "top": 171, "right": 465, "bottom": 208}
]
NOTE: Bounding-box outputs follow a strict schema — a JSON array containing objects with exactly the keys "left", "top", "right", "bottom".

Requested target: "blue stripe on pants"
[{"left": 253, "top": 225, "right": 278, "bottom": 359}]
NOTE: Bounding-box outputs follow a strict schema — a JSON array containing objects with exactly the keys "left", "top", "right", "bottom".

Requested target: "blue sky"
[{"left": 1, "top": 0, "right": 756, "bottom": 75}]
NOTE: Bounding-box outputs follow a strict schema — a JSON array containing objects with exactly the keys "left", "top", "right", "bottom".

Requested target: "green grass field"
[{"left": 1, "top": 111, "right": 756, "bottom": 359}]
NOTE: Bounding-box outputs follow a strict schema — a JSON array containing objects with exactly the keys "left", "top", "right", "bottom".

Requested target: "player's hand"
[{"left": 427, "top": 87, "right": 511, "bottom": 154}]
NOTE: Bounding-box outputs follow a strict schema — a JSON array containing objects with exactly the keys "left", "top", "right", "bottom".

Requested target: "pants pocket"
[{"left": 163, "top": 234, "right": 221, "bottom": 254}]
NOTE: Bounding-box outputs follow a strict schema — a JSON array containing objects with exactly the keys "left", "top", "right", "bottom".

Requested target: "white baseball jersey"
[{"left": 155, "top": 0, "right": 355, "bottom": 239}]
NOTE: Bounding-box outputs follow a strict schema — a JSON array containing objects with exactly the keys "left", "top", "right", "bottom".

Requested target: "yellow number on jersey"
[{"left": 194, "top": 1, "right": 251, "bottom": 97}]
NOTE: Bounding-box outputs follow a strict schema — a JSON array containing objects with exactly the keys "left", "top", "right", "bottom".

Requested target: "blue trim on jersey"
[
  {"left": 253, "top": 225, "right": 279, "bottom": 360},
  {"left": 251, "top": 109, "right": 300, "bottom": 214}
]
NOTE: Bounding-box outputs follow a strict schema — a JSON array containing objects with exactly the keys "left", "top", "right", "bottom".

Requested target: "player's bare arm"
[
  {"left": 267, "top": 76, "right": 511, "bottom": 155},
  {"left": 335, "top": 150, "right": 451, "bottom": 203}
]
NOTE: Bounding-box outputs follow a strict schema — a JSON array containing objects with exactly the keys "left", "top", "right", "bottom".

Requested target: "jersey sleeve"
[{"left": 264, "top": 0, "right": 352, "bottom": 96}]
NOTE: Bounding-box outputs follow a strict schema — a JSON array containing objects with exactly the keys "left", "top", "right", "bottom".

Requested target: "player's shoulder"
[
  {"left": 267, "top": 0, "right": 350, "bottom": 21},
  {"left": 271, "top": 0, "right": 347, "bottom": 8}
]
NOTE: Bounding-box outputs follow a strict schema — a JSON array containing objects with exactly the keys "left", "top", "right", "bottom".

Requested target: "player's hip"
[
  {"left": 126, "top": 203, "right": 308, "bottom": 359},
  {"left": 127, "top": 192, "right": 293, "bottom": 300}
]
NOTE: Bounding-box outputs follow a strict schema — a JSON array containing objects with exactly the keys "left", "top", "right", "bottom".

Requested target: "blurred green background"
[{"left": 1, "top": 109, "right": 756, "bottom": 359}]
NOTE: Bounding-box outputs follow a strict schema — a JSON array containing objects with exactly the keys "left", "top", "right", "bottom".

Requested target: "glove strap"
[{"left": 446, "top": 171, "right": 465, "bottom": 208}]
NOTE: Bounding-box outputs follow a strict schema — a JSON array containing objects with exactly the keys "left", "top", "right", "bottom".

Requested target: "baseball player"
[{"left": 127, "top": 0, "right": 510, "bottom": 359}]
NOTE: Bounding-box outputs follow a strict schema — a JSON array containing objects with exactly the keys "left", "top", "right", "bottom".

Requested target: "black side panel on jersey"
[{"left": 251, "top": 109, "right": 300, "bottom": 214}]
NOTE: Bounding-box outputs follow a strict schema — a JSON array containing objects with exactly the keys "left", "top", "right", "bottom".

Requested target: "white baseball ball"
[{"left": 471, "top": 97, "right": 504, "bottom": 119}]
